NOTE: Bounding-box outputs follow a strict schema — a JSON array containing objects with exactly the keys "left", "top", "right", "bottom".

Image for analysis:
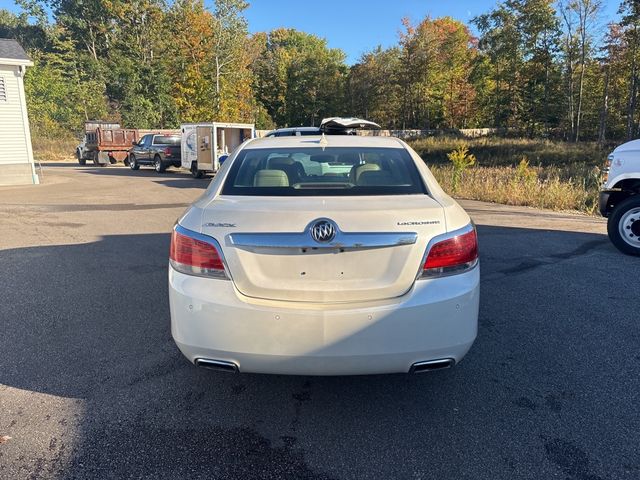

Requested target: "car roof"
[{"left": 245, "top": 135, "right": 405, "bottom": 149}]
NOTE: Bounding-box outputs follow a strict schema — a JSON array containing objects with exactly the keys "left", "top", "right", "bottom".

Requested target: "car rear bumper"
[
  {"left": 160, "top": 155, "right": 181, "bottom": 166},
  {"left": 169, "top": 265, "right": 479, "bottom": 375}
]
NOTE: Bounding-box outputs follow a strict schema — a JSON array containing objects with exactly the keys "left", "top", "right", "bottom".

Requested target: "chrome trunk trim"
[{"left": 228, "top": 218, "right": 417, "bottom": 250}]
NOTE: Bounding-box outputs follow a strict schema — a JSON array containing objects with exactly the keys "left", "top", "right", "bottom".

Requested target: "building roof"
[{"left": 0, "top": 38, "right": 32, "bottom": 64}]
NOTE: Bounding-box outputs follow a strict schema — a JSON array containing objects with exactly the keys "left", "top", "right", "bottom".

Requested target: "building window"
[{"left": 0, "top": 77, "right": 6, "bottom": 102}]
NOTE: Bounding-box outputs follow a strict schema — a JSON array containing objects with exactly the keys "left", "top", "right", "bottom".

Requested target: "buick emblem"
[{"left": 310, "top": 220, "right": 336, "bottom": 243}]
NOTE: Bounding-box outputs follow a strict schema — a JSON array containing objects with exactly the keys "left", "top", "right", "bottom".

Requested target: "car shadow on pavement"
[
  {"left": 40, "top": 162, "right": 87, "bottom": 168},
  {"left": 75, "top": 166, "right": 211, "bottom": 189},
  {"left": 0, "top": 226, "right": 638, "bottom": 479}
]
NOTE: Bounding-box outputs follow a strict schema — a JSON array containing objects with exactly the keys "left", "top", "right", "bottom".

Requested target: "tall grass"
[
  {"left": 409, "top": 136, "right": 606, "bottom": 214},
  {"left": 410, "top": 135, "right": 610, "bottom": 167},
  {"left": 31, "top": 137, "right": 78, "bottom": 162},
  {"left": 430, "top": 164, "right": 600, "bottom": 213}
]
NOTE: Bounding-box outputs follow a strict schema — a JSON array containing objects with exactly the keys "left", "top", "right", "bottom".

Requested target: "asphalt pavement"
[{"left": 0, "top": 163, "right": 638, "bottom": 480}]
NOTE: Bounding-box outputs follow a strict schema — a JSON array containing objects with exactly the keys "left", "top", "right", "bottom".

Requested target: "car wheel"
[
  {"left": 607, "top": 195, "right": 640, "bottom": 256},
  {"left": 77, "top": 149, "right": 86, "bottom": 166},
  {"left": 154, "top": 155, "right": 166, "bottom": 173},
  {"left": 129, "top": 154, "right": 140, "bottom": 170},
  {"left": 191, "top": 162, "right": 204, "bottom": 178}
]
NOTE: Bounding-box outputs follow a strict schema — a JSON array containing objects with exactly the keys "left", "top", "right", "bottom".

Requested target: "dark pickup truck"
[{"left": 128, "top": 134, "right": 182, "bottom": 173}]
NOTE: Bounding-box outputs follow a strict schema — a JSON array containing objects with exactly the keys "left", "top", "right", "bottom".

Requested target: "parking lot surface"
[{"left": 0, "top": 164, "right": 638, "bottom": 479}]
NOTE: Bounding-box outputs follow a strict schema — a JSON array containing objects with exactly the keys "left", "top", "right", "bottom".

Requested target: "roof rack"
[{"left": 319, "top": 117, "right": 381, "bottom": 135}]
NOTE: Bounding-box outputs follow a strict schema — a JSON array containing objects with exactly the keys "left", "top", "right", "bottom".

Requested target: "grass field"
[
  {"left": 410, "top": 136, "right": 608, "bottom": 214},
  {"left": 32, "top": 137, "right": 78, "bottom": 162},
  {"left": 410, "top": 136, "right": 610, "bottom": 167}
]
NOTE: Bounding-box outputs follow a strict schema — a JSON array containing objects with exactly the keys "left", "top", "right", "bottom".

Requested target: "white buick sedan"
[{"left": 169, "top": 134, "right": 479, "bottom": 375}]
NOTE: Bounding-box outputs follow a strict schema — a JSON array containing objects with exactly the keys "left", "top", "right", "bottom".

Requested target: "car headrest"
[
  {"left": 353, "top": 163, "right": 381, "bottom": 182},
  {"left": 310, "top": 154, "right": 334, "bottom": 163},
  {"left": 357, "top": 170, "right": 397, "bottom": 186},
  {"left": 337, "top": 152, "right": 360, "bottom": 165},
  {"left": 253, "top": 169, "right": 289, "bottom": 187},
  {"left": 269, "top": 157, "right": 294, "bottom": 167}
]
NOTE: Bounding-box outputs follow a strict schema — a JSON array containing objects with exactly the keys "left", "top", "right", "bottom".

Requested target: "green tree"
[
  {"left": 474, "top": 4, "right": 525, "bottom": 129},
  {"left": 559, "top": 0, "right": 603, "bottom": 141},
  {"left": 253, "top": 28, "right": 348, "bottom": 127},
  {"left": 620, "top": 0, "right": 640, "bottom": 139},
  {"left": 512, "top": 0, "right": 563, "bottom": 135},
  {"left": 24, "top": 26, "right": 108, "bottom": 137},
  {"left": 398, "top": 17, "right": 477, "bottom": 129},
  {"left": 348, "top": 46, "right": 403, "bottom": 128},
  {"left": 105, "top": 0, "right": 177, "bottom": 127}
]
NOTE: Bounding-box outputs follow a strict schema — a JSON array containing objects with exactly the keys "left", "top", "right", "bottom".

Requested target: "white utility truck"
[
  {"left": 180, "top": 123, "right": 255, "bottom": 178},
  {"left": 600, "top": 140, "right": 640, "bottom": 255}
]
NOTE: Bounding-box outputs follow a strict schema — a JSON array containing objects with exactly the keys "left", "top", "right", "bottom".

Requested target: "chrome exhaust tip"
[
  {"left": 409, "top": 358, "right": 455, "bottom": 374},
  {"left": 194, "top": 358, "right": 239, "bottom": 373}
]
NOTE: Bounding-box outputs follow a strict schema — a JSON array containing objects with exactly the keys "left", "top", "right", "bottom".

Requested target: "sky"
[
  {"left": 242, "top": 0, "right": 621, "bottom": 64},
  {"left": 0, "top": 0, "right": 623, "bottom": 64}
]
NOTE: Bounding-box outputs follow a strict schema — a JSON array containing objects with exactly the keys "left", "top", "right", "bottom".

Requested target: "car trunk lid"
[{"left": 201, "top": 195, "right": 446, "bottom": 303}]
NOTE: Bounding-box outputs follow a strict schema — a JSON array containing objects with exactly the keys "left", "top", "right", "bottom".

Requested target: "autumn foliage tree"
[
  {"left": 252, "top": 28, "right": 348, "bottom": 127},
  {"left": 4, "top": 0, "right": 640, "bottom": 142}
]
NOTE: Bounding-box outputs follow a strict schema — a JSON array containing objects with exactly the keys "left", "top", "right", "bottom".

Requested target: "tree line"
[{"left": 2, "top": 0, "right": 640, "bottom": 142}]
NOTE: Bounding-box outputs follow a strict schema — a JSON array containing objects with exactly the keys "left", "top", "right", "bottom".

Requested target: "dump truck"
[
  {"left": 76, "top": 121, "right": 179, "bottom": 166},
  {"left": 76, "top": 121, "right": 134, "bottom": 166}
]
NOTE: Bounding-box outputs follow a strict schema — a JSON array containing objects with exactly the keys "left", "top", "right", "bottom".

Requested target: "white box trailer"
[{"left": 181, "top": 122, "right": 255, "bottom": 178}]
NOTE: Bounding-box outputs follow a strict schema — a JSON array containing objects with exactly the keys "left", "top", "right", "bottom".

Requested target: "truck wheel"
[
  {"left": 607, "top": 195, "right": 640, "bottom": 256},
  {"left": 154, "top": 155, "right": 166, "bottom": 173},
  {"left": 191, "top": 162, "right": 204, "bottom": 179},
  {"left": 77, "top": 149, "right": 86, "bottom": 165},
  {"left": 129, "top": 154, "right": 140, "bottom": 170}
]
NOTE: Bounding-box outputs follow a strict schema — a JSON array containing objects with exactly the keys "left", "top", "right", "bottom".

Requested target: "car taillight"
[
  {"left": 169, "top": 226, "right": 228, "bottom": 279},
  {"left": 164, "top": 147, "right": 172, "bottom": 155},
  {"left": 421, "top": 226, "right": 478, "bottom": 278}
]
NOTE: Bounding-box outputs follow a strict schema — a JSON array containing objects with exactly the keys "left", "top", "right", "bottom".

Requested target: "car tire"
[
  {"left": 607, "top": 195, "right": 640, "bottom": 256},
  {"left": 154, "top": 155, "right": 166, "bottom": 173},
  {"left": 129, "top": 154, "right": 140, "bottom": 170},
  {"left": 191, "top": 162, "right": 204, "bottom": 179},
  {"left": 77, "top": 149, "right": 86, "bottom": 166}
]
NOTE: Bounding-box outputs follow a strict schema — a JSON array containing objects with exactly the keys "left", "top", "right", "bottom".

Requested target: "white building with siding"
[{"left": 0, "top": 38, "right": 38, "bottom": 186}]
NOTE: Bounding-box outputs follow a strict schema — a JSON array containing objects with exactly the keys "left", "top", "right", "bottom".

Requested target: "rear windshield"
[
  {"left": 221, "top": 147, "right": 427, "bottom": 196},
  {"left": 153, "top": 135, "right": 181, "bottom": 145}
]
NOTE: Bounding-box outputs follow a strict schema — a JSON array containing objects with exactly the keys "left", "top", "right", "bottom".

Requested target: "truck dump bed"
[{"left": 85, "top": 129, "right": 139, "bottom": 150}]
